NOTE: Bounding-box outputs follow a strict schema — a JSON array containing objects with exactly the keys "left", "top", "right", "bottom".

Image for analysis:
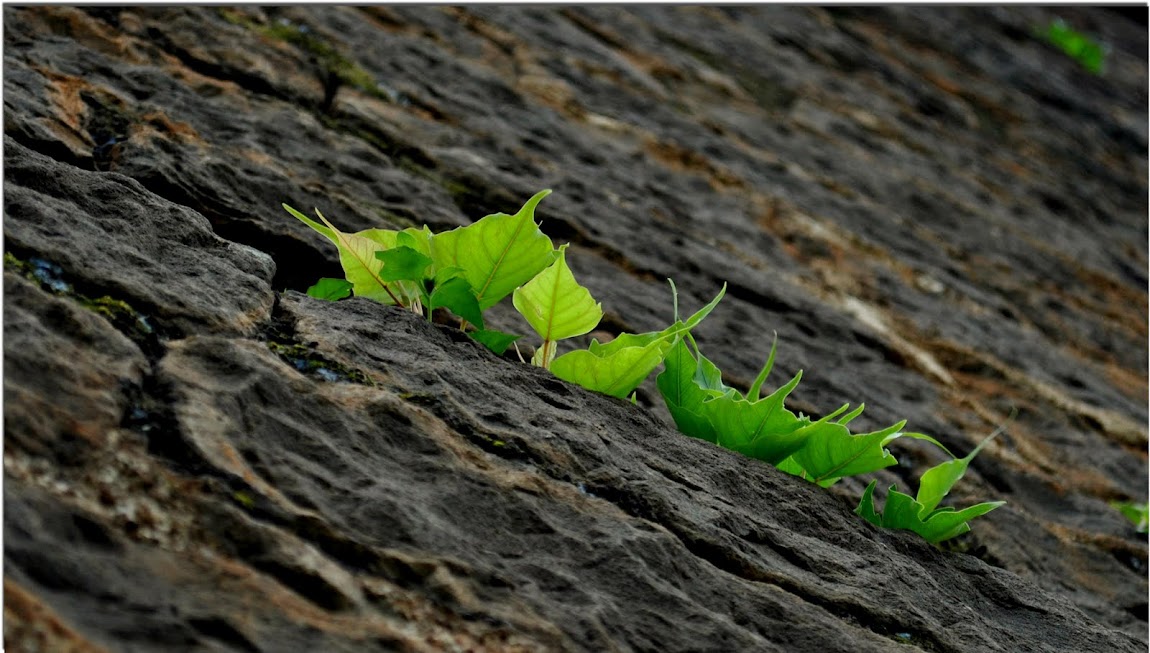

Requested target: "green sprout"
[
  {"left": 1112, "top": 501, "right": 1149, "bottom": 534},
  {"left": 1040, "top": 18, "right": 1108, "bottom": 75},
  {"left": 856, "top": 426, "right": 1006, "bottom": 544}
]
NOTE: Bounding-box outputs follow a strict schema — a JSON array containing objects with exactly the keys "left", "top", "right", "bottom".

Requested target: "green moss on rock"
[{"left": 265, "top": 340, "right": 374, "bottom": 385}]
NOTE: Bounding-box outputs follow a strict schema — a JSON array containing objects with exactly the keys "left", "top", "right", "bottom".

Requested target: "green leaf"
[
  {"left": 898, "top": 431, "right": 955, "bottom": 458},
  {"left": 284, "top": 203, "right": 401, "bottom": 253},
  {"left": 747, "top": 334, "right": 779, "bottom": 402},
  {"left": 856, "top": 482, "right": 1005, "bottom": 545},
  {"left": 657, "top": 338, "right": 722, "bottom": 442},
  {"left": 306, "top": 278, "right": 353, "bottom": 301},
  {"left": 1043, "top": 19, "right": 1107, "bottom": 74},
  {"left": 469, "top": 329, "right": 521, "bottom": 355},
  {"left": 375, "top": 246, "right": 432, "bottom": 282},
  {"left": 856, "top": 480, "right": 882, "bottom": 526},
  {"left": 659, "top": 332, "right": 809, "bottom": 461},
  {"left": 434, "top": 265, "right": 467, "bottom": 286},
  {"left": 1111, "top": 501, "right": 1149, "bottom": 534},
  {"left": 880, "top": 487, "right": 930, "bottom": 532},
  {"left": 918, "top": 501, "right": 1005, "bottom": 543},
  {"left": 588, "top": 284, "right": 726, "bottom": 357},
  {"left": 775, "top": 455, "right": 808, "bottom": 479},
  {"left": 701, "top": 371, "right": 808, "bottom": 465},
  {"left": 396, "top": 227, "right": 433, "bottom": 257},
  {"left": 315, "top": 209, "right": 404, "bottom": 305},
  {"left": 284, "top": 202, "right": 339, "bottom": 242},
  {"left": 680, "top": 283, "right": 727, "bottom": 330},
  {"left": 512, "top": 244, "right": 602, "bottom": 367},
  {"left": 431, "top": 189, "right": 557, "bottom": 310},
  {"left": 283, "top": 204, "right": 404, "bottom": 305},
  {"left": 560, "top": 283, "right": 725, "bottom": 398},
  {"left": 686, "top": 334, "right": 727, "bottom": 392},
  {"left": 552, "top": 337, "right": 673, "bottom": 398},
  {"left": 915, "top": 426, "right": 1001, "bottom": 516},
  {"left": 428, "top": 276, "right": 484, "bottom": 329},
  {"left": 791, "top": 419, "right": 907, "bottom": 486}
]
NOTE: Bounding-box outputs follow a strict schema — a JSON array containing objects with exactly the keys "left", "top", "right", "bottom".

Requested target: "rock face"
[{"left": 4, "top": 6, "right": 1146, "bottom": 652}]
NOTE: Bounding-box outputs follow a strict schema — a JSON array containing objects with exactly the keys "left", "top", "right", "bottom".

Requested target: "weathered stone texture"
[{"left": 4, "top": 6, "right": 1146, "bottom": 652}]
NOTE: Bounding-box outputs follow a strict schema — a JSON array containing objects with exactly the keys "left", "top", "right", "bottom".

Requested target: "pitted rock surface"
[{"left": 4, "top": 6, "right": 1146, "bottom": 652}]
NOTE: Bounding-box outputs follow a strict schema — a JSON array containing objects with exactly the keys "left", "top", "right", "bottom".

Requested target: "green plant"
[
  {"left": 1111, "top": 500, "right": 1149, "bottom": 534},
  {"left": 512, "top": 244, "right": 602, "bottom": 368},
  {"left": 285, "top": 189, "right": 1005, "bottom": 545},
  {"left": 856, "top": 427, "right": 1005, "bottom": 544},
  {"left": 657, "top": 330, "right": 1004, "bottom": 543},
  {"left": 285, "top": 189, "right": 558, "bottom": 352},
  {"left": 1040, "top": 18, "right": 1108, "bottom": 75},
  {"left": 658, "top": 333, "right": 947, "bottom": 484},
  {"left": 285, "top": 191, "right": 722, "bottom": 393},
  {"left": 551, "top": 282, "right": 725, "bottom": 399}
]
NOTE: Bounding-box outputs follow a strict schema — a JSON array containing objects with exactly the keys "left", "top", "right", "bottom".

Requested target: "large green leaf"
[
  {"left": 701, "top": 372, "right": 808, "bottom": 465},
  {"left": 284, "top": 204, "right": 420, "bottom": 305},
  {"left": 512, "top": 244, "right": 602, "bottom": 367},
  {"left": 552, "top": 337, "right": 674, "bottom": 398},
  {"left": 662, "top": 331, "right": 811, "bottom": 465},
  {"left": 791, "top": 419, "right": 906, "bottom": 487},
  {"left": 431, "top": 189, "right": 557, "bottom": 310}
]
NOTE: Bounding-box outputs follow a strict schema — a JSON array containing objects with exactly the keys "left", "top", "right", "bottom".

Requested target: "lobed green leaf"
[
  {"left": 657, "top": 338, "right": 722, "bottom": 442},
  {"left": 552, "top": 338, "right": 673, "bottom": 398},
  {"left": 791, "top": 419, "right": 906, "bottom": 487},
  {"left": 857, "top": 480, "right": 1004, "bottom": 544},
  {"left": 702, "top": 372, "right": 808, "bottom": 465},
  {"left": 432, "top": 189, "right": 556, "bottom": 310},
  {"left": 915, "top": 426, "right": 1000, "bottom": 516},
  {"left": 512, "top": 244, "right": 602, "bottom": 367}
]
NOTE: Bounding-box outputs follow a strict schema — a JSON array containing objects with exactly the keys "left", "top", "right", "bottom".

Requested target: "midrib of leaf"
[
  {"left": 810, "top": 443, "right": 872, "bottom": 483},
  {"left": 475, "top": 218, "right": 529, "bottom": 305},
  {"left": 542, "top": 251, "right": 564, "bottom": 349},
  {"left": 320, "top": 214, "right": 403, "bottom": 306},
  {"left": 750, "top": 398, "right": 784, "bottom": 440},
  {"left": 665, "top": 344, "right": 692, "bottom": 406},
  {"left": 600, "top": 346, "right": 661, "bottom": 396},
  {"left": 810, "top": 428, "right": 898, "bottom": 483}
]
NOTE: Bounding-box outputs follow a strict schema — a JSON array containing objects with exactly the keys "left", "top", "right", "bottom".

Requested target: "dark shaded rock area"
[{"left": 3, "top": 6, "right": 1146, "bottom": 652}]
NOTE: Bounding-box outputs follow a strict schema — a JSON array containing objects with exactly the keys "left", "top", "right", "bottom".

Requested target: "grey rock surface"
[{"left": 4, "top": 6, "right": 1146, "bottom": 652}]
